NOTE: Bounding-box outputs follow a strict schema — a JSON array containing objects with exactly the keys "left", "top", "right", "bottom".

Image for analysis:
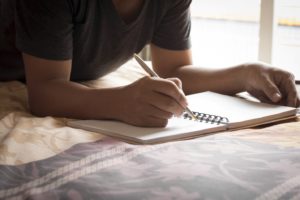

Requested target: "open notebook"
[{"left": 68, "top": 91, "right": 298, "bottom": 144}]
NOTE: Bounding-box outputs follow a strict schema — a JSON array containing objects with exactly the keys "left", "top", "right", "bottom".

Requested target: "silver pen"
[{"left": 133, "top": 53, "right": 197, "bottom": 120}]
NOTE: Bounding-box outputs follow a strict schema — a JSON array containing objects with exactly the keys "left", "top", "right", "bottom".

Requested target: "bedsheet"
[
  {"left": 0, "top": 60, "right": 146, "bottom": 165},
  {"left": 1, "top": 124, "right": 300, "bottom": 200},
  {"left": 1, "top": 61, "right": 300, "bottom": 200}
]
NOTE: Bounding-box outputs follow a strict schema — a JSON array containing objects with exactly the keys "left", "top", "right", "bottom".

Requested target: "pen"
[{"left": 133, "top": 53, "right": 198, "bottom": 120}]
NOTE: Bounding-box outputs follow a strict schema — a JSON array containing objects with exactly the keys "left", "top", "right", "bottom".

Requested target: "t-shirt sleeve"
[
  {"left": 15, "top": 0, "right": 73, "bottom": 60},
  {"left": 151, "top": 0, "right": 192, "bottom": 51}
]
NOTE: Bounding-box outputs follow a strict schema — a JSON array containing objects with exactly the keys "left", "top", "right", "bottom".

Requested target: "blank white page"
[{"left": 187, "top": 92, "right": 297, "bottom": 129}]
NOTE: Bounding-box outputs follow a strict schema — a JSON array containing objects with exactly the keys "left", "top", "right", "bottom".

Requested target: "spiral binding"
[{"left": 183, "top": 111, "right": 229, "bottom": 125}]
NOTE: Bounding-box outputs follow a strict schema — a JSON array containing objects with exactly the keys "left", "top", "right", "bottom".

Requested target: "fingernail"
[
  {"left": 272, "top": 93, "right": 281, "bottom": 102},
  {"left": 291, "top": 98, "right": 298, "bottom": 107},
  {"left": 183, "top": 100, "right": 188, "bottom": 107},
  {"left": 176, "top": 110, "right": 185, "bottom": 117},
  {"left": 180, "top": 96, "right": 188, "bottom": 106}
]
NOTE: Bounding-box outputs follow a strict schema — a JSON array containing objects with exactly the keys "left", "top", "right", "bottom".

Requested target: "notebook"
[{"left": 67, "top": 91, "right": 298, "bottom": 144}]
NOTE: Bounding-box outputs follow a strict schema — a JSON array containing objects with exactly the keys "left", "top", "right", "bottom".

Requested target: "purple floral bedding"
[
  {"left": 1, "top": 74, "right": 300, "bottom": 200},
  {"left": 1, "top": 131, "right": 300, "bottom": 200}
]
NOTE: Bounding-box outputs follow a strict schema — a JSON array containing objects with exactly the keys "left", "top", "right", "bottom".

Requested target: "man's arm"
[
  {"left": 23, "top": 53, "right": 187, "bottom": 127},
  {"left": 23, "top": 53, "right": 122, "bottom": 119},
  {"left": 150, "top": 44, "right": 300, "bottom": 107}
]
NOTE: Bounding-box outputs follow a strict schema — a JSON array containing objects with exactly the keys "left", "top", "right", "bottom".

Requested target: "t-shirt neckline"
[{"left": 107, "top": 0, "right": 149, "bottom": 29}]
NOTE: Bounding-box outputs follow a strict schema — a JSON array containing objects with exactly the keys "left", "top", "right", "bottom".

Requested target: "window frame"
[
  {"left": 142, "top": 0, "right": 287, "bottom": 67},
  {"left": 259, "top": 0, "right": 277, "bottom": 64}
]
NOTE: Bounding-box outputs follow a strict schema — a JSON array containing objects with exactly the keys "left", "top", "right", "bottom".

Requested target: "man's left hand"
[{"left": 243, "top": 62, "right": 300, "bottom": 107}]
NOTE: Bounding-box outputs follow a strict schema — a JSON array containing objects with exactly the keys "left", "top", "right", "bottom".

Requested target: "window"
[
  {"left": 190, "top": 0, "right": 300, "bottom": 79},
  {"left": 190, "top": 0, "right": 261, "bottom": 68},
  {"left": 273, "top": 0, "right": 300, "bottom": 79}
]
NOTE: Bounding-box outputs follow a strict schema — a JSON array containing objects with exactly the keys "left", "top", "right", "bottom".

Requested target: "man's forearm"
[
  {"left": 169, "top": 64, "right": 247, "bottom": 95},
  {"left": 27, "top": 80, "right": 123, "bottom": 120}
]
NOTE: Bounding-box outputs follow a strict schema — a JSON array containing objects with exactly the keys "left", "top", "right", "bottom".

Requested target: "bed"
[{"left": 1, "top": 61, "right": 300, "bottom": 200}]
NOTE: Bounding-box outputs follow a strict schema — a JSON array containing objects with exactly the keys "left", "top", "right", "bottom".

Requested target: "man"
[{"left": 0, "top": 0, "right": 299, "bottom": 127}]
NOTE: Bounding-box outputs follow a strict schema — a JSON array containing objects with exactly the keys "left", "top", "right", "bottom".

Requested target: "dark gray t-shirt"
[{"left": 0, "top": 0, "right": 191, "bottom": 81}]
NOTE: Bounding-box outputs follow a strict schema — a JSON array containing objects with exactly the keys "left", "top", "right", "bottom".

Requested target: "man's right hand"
[{"left": 118, "top": 76, "right": 188, "bottom": 127}]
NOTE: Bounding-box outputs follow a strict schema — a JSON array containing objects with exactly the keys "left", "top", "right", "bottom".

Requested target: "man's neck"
[{"left": 112, "top": 0, "right": 144, "bottom": 24}]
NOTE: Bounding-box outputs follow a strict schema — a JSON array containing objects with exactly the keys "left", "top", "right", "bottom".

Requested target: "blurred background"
[{"left": 190, "top": 0, "right": 300, "bottom": 80}]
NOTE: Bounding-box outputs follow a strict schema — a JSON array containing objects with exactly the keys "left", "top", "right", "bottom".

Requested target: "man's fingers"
[
  {"left": 143, "top": 104, "right": 174, "bottom": 120},
  {"left": 260, "top": 77, "right": 282, "bottom": 103},
  {"left": 142, "top": 91, "right": 185, "bottom": 116},
  {"left": 133, "top": 113, "right": 169, "bottom": 127},
  {"left": 142, "top": 116, "right": 168, "bottom": 127},
  {"left": 249, "top": 90, "right": 274, "bottom": 104},
  {"left": 167, "top": 77, "right": 182, "bottom": 89},
  {"left": 297, "top": 98, "right": 300, "bottom": 107},
  {"left": 284, "top": 79, "right": 298, "bottom": 107},
  {"left": 278, "top": 73, "right": 300, "bottom": 107},
  {"left": 151, "top": 78, "right": 188, "bottom": 108}
]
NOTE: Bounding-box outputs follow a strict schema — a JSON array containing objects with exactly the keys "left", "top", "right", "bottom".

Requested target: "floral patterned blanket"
[
  {"left": 0, "top": 61, "right": 146, "bottom": 166},
  {"left": 0, "top": 61, "right": 300, "bottom": 199}
]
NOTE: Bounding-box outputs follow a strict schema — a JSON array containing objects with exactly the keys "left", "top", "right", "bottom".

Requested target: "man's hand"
[
  {"left": 243, "top": 62, "right": 300, "bottom": 107},
  {"left": 118, "top": 76, "right": 188, "bottom": 127}
]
